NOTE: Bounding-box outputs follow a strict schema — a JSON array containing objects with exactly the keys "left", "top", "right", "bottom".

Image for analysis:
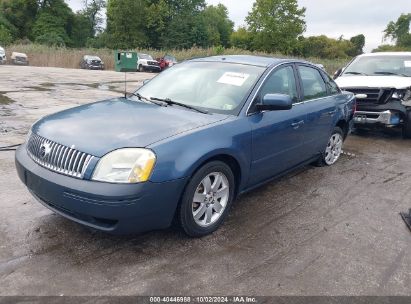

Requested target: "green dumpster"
[{"left": 114, "top": 51, "right": 137, "bottom": 72}]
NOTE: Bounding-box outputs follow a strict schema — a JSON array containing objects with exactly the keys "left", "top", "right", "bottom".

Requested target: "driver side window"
[{"left": 259, "top": 66, "right": 299, "bottom": 103}]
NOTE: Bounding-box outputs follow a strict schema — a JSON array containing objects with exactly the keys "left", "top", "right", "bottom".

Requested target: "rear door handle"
[
  {"left": 328, "top": 110, "right": 337, "bottom": 115},
  {"left": 291, "top": 120, "right": 305, "bottom": 129}
]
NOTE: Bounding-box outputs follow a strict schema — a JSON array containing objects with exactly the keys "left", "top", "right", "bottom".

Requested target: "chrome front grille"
[
  {"left": 344, "top": 87, "right": 394, "bottom": 105},
  {"left": 26, "top": 133, "right": 94, "bottom": 179}
]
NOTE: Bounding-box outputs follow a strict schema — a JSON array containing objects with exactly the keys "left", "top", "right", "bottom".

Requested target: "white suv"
[
  {"left": 335, "top": 52, "right": 411, "bottom": 138},
  {"left": 0, "top": 46, "right": 6, "bottom": 64},
  {"left": 137, "top": 53, "right": 161, "bottom": 73}
]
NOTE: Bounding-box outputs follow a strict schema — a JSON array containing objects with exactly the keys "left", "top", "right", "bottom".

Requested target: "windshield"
[
  {"left": 140, "top": 54, "right": 153, "bottom": 60},
  {"left": 343, "top": 55, "right": 411, "bottom": 77},
  {"left": 85, "top": 56, "right": 101, "bottom": 61},
  {"left": 0, "top": 47, "right": 4, "bottom": 55},
  {"left": 134, "top": 61, "right": 264, "bottom": 115}
]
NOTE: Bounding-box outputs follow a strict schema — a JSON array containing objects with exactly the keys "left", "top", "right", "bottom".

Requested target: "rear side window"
[
  {"left": 299, "top": 66, "right": 328, "bottom": 100},
  {"left": 322, "top": 72, "right": 340, "bottom": 95}
]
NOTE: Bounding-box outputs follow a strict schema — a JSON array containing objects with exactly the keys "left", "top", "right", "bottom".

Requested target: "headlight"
[
  {"left": 393, "top": 89, "right": 411, "bottom": 106},
  {"left": 92, "top": 148, "right": 156, "bottom": 183}
]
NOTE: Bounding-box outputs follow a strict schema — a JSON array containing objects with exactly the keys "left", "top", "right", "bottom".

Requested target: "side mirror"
[
  {"left": 256, "top": 94, "right": 293, "bottom": 112},
  {"left": 333, "top": 68, "right": 343, "bottom": 79}
]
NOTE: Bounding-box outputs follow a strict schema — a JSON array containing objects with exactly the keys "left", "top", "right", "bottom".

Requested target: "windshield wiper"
[
  {"left": 128, "top": 92, "right": 165, "bottom": 107},
  {"left": 344, "top": 71, "right": 369, "bottom": 76},
  {"left": 150, "top": 97, "right": 208, "bottom": 114},
  {"left": 374, "top": 71, "right": 409, "bottom": 77}
]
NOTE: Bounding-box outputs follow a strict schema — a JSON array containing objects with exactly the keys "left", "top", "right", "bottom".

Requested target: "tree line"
[
  {"left": 374, "top": 13, "right": 411, "bottom": 52},
  {"left": 0, "top": 0, "right": 408, "bottom": 58}
]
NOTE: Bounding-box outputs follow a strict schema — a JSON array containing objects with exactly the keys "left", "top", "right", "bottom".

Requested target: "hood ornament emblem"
[{"left": 40, "top": 142, "right": 52, "bottom": 159}]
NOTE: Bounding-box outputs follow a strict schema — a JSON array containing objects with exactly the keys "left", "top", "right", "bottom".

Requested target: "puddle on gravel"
[
  {"left": 39, "top": 83, "right": 55, "bottom": 88},
  {"left": 25, "top": 86, "right": 52, "bottom": 92},
  {"left": 0, "top": 93, "right": 15, "bottom": 104}
]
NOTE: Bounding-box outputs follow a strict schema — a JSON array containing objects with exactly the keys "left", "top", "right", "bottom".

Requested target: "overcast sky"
[{"left": 67, "top": 0, "right": 411, "bottom": 52}]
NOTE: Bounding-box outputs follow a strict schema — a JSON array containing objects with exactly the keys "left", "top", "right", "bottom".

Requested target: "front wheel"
[
  {"left": 402, "top": 111, "right": 411, "bottom": 139},
  {"left": 317, "top": 127, "right": 344, "bottom": 166},
  {"left": 178, "top": 161, "right": 235, "bottom": 237}
]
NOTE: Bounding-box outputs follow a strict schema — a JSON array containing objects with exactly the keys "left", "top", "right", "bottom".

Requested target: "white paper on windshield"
[
  {"left": 218, "top": 72, "right": 250, "bottom": 86},
  {"left": 222, "top": 104, "right": 234, "bottom": 110},
  {"left": 404, "top": 61, "right": 411, "bottom": 67},
  {"left": 126, "top": 53, "right": 132, "bottom": 58}
]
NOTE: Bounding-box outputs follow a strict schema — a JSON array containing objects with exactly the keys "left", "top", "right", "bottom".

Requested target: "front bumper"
[
  {"left": 13, "top": 60, "right": 28, "bottom": 65},
  {"left": 354, "top": 110, "right": 401, "bottom": 126},
  {"left": 143, "top": 65, "right": 161, "bottom": 72},
  {"left": 87, "top": 65, "right": 104, "bottom": 70},
  {"left": 15, "top": 144, "right": 187, "bottom": 234}
]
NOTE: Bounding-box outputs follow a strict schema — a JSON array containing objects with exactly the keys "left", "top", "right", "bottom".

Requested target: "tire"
[
  {"left": 402, "top": 111, "right": 411, "bottom": 139},
  {"left": 178, "top": 161, "right": 235, "bottom": 237},
  {"left": 138, "top": 65, "right": 144, "bottom": 72},
  {"left": 316, "top": 127, "right": 344, "bottom": 167}
]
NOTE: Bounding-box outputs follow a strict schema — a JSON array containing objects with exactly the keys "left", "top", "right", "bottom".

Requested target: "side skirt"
[{"left": 238, "top": 154, "right": 320, "bottom": 196}]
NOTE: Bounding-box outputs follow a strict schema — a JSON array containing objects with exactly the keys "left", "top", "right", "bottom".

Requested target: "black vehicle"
[{"left": 80, "top": 55, "right": 105, "bottom": 70}]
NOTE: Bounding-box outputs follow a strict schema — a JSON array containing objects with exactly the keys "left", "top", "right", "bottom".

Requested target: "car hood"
[
  {"left": 32, "top": 98, "right": 229, "bottom": 157},
  {"left": 336, "top": 75, "right": 411, "bottom": 89}
]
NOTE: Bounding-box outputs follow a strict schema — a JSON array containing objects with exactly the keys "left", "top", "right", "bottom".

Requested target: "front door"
[{"left": 248, "top": 64, "right": 308, "bottom": 186}]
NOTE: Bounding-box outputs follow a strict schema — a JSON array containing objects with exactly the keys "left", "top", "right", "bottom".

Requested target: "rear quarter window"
[{"left": 299, "top": 65, "right": 328, "bottom": 100}]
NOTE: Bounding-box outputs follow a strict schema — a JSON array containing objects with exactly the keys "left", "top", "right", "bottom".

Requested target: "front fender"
[{"left": 148, "top": 117, "right": 252, "bottom": 191}]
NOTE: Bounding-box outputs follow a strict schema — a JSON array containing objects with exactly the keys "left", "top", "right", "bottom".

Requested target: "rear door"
[
  {"left": 296, "top": 64, "right": 338, "bottom": 155},
  {"left": 248, "top": 64, "right": 308, "bottom": 185}
]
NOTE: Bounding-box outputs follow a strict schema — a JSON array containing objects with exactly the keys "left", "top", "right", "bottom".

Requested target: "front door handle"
[
  {"left": 328, "top": 110, "right": 337, "bottom": 115},
  {"left": 291, "top": 120, "right": 305, "bottom": 129}
]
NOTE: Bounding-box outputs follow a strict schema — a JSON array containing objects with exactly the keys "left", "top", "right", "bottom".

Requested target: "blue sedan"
[{"left": 15, "top": 56, "right": 355, "bottom": 237}]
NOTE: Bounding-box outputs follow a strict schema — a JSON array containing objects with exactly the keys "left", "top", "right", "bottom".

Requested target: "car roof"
[
  {"left": 359, "top": 52, "right": 411, "bottom": 57},
  {"left": 12, "top": 52, "right": 27, "bottom": 57},
  {"left": 84, "top": 55, "right": 101, "bottom": 59},
  {"left": 190, "top": 55, "right": 309, "bottom": 68}
]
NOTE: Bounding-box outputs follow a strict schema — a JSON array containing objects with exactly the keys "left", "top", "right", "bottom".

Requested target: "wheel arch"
[
  {"left": 171, "top": 152, "right": 244, "bottom": 228},
  {"left": 185, "top": 153, "right": 243, "bottom": 199},
  {"left": 336, "top": 119, "right": 349, "bottom": 139}
]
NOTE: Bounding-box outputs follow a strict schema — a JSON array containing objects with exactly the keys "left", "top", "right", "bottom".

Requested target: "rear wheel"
[
  {"left": 178, "top": 161, "right": 235, "bottom": 237},
  {"left": 402, "top": 111, "right": 411, "bottom": 139},
  {"left": 316, "top": 127, "right": 344, "bottom": 166},
  {"left": 138, "top": 65, "right": 144, "bottom": 72}
]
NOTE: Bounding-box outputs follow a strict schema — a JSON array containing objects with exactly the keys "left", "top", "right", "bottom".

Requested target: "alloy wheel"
[
  {"left": 325, "top": 133, "right": 343, "bottom": 165},
  {"left": 192, "top": 172, "right": 230, "bottom": 227}
]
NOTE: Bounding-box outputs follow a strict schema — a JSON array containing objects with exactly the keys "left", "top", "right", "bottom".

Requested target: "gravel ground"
[{"left": 1, "top": 65, "right": 411, "bottom": 296}]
